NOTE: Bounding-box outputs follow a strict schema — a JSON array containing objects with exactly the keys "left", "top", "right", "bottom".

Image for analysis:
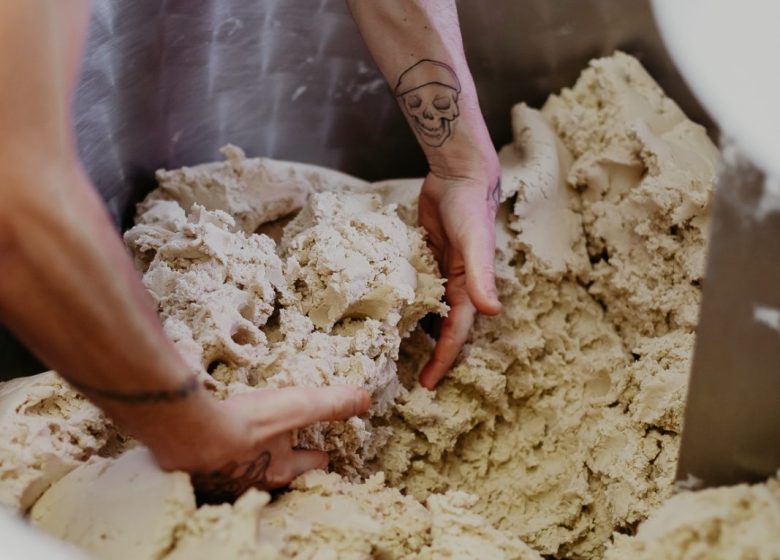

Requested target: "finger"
[
  {"left": 458, "top": 217, "right": 501, "bottom": 316},
  {"left": 264, "top": 449, "right": 329, "bottom": 489},
  {"left": 238, "top": 385, "right": 371, "bottom": 437},
  {"left": 419, "top": 297, "right": 476, "bottom": 389}
]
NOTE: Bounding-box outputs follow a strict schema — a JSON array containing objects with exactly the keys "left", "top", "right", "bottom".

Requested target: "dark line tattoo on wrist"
[
  {"left": 192, "top": 451, "right": 272, "bottom": 504},
  {"left": 67, "top": 375, "right": 200, "bottom": 404},
  {"left": 488, "top": 177, "right": 502, "bottom": 213},
  {"left": 394, "top": 59, "right": 461, "bottom": 147}
]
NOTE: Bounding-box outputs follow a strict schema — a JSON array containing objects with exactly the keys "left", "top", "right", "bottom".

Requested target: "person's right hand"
[{"left": 146, "top": 385, "right": 370, "bottom": 503}]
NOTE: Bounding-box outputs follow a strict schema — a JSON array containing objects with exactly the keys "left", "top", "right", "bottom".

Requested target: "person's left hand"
[{"left": 417, "top": 162, "right": 502, "bottom": 389}]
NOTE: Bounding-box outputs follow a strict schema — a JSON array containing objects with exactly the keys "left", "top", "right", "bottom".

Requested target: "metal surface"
[
  {"left": 676, "top": 151, "right": 780, "bottom": 487},
  {"left": 0, "top": 0, "right": 712, "bottom": 377}
]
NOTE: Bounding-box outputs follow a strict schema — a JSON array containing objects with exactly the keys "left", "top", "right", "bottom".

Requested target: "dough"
[
  {"left": 3, "top": 52, "right": 770, "bottom": 560},
  {"left": 371, "top": 52, "right": 718, "bottom": 559},
  {"left": 605, "top": 474, "right": 780, "bottom": 560},
  {"left": 125, "top": 186, "right": 445, "bottom": 477},
  {"left": 124, "top": 202, "right": 288, "bottom": 375},
  {"left": 30, "top": 448, "right": 196, "bottom": 560},
  {"left": 146, "top": 144, "right": 368, "bottom": 234},
  {"left": 25, "top": 453, "right": 536, "bottom": 560},
  {"left": 541, "top": 51, "right": 719, "bottom": 347},
  {"left": 0, "top": 372, "right": 125, "bottom": 511}
]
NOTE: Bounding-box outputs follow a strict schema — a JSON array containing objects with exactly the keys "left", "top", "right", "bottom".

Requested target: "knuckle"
[
  {"left": 440, "top": 331, "right": 460, "bottom": 347},
  {"left": 325, "top": 395, "right": 343, "bottom": 421}
]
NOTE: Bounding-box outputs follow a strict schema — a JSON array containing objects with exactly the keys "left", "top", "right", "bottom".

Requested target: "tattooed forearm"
[
  {"left": 193, "top": 451, "right": 272, "bottom": 504},
  {"left": 395, "top": 59, "right": 461, "bottom": 147},
  {"left": 67, "top": 375, "right": 200, "bottom": 404},
  {"left": 488, "top": 177, "right": 501, "bottom": 213}
]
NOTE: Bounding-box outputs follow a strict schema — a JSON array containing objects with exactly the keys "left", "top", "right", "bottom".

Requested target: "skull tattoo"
[{"left": 395, "top": 59, "right": 461, "bottom": 147}]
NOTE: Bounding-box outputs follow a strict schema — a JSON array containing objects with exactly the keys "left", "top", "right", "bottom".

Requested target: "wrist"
[
  {"left": 101, "top": 382, "right": 220, "bottom": 460},
  {"left": 424, "top": 113, "right": 499, "bottom": 184},
  {"left": 427, "top": 143, "right": 500, "bottom": 186}
]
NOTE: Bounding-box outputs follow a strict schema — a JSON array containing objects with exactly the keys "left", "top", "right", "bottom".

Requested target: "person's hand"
[
  {"left": 417, "top": 163, "right": 503, "bottom": 389},
  {"left": 147, "top": 385, "right": 370, "bottom": 503}
]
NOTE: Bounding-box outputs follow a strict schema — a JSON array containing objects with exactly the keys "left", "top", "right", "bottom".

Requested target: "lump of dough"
[
  {"left": 605, "top": 474, "right": 780, "bottom": 559},
  {"left": 499, "top": 102, "right": 590, "bottom": 279},
  {"left": 178, "top": 470, "right": 534, "bottom": 560},
  {"left": 145, "top": 145, "right": 368, "bottom": 234},
  {"left": 30, "top": 448, "right": 196, "bottom": 560},
  {"left": 376, "top": 52, "right": 717, "bottom": 559},
  {"left": 264, "top": 192, "right": 444, "bottom": 476},
  {"left": 0, "top": 372, "right": 122, "bottom": 511},
  {"left": 27, "top": 451, "right": 538, "bottom": 560},
  {"left": 124, "top": 202, "right": 288, "bottom": 378},
  {"left": 125, "top": 188, "right": 446, "bottom": 477},
  {"left": 280, "top": 191, "right": 445, "bottom": 334},
  {"left": 542, "top": 50, "right": 719, "bottom": 347},
  {"left": 164, "top": 490, "right": 280, "bottom": 560},
  {"left": 419, "top": 492, "right": 543, "bottom": 560}
]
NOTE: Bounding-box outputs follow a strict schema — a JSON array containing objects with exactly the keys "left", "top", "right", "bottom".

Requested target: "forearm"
[
  {"left": 347, "top": 0, "right": 498, "bottom": 180},
  {"left": 0, "top": 162, "right": 214, "bottom": 436},
  {"left": 0, "top": 0, "right": 215, "bottom": 448}
]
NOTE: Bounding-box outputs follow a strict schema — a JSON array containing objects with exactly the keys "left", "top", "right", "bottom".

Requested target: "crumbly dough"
[
  {"left": 280, "top": 191, "right": 442, "bottom": 335},
  {"left": 371, "top": 52, "right": 718, "bottom": 559},
  {"left": 146, "top": 144, "right": 368, "bottom": 234},
  {"left": 541, "top": 51, "right": 719, "bottom": 347},
  {"left": 124, "top": 202, "right": 288, "bottom": 375},
  {"left": 125, "top": 185, "right": 445, "bottom": 476},
  {"left": 3, "top": 53, "right": 766, "bottom": 560},
  {"left": 25, "top": 451, "right": 536, "bottom": 560},
  {"left": 0, "top": 372, "right": 124, "bottom": 511},
  {"left": 605, "top": 474, "right": 780, "bottom": 560}
]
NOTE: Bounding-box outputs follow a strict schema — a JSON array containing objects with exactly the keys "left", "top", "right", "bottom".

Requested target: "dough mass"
[{"left": 1, "top": 53, "right": 778, "bottom": 559}]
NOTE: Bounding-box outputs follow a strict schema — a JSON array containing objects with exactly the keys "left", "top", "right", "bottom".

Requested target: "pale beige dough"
[
  {"left": 124, "top": 202, "right": 288, "bottom": 377},
  {"left": 25, "top": 451, "right": 535, "bottom": 560},
  {"left": 30, "top": 448, "right": 196, "bottom": 560},
  {"left": 146, "top": 144, "right": 368, "bottom": 234},
  {"left": 541, "top": 51, "right": 719, "bottom": 348},
  {"left": 2, "top": 52, "right": 770, "bottom": 560},
  {"left": 605, "top": 474, "right": 780, "bottom": 560},
  {"left": 0, "top": 372, "right": 123, "bottom": 511},
  {"left": 372, "top": 51, "right": 718, "bottom": 559},
  {"left": 124, "top": 188, "right": 445, "bottom": 477}
]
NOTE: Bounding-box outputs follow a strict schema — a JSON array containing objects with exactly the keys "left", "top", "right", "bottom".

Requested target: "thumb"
[{"left": 231, "top": 385, "right": 371, "bottom": 437}]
